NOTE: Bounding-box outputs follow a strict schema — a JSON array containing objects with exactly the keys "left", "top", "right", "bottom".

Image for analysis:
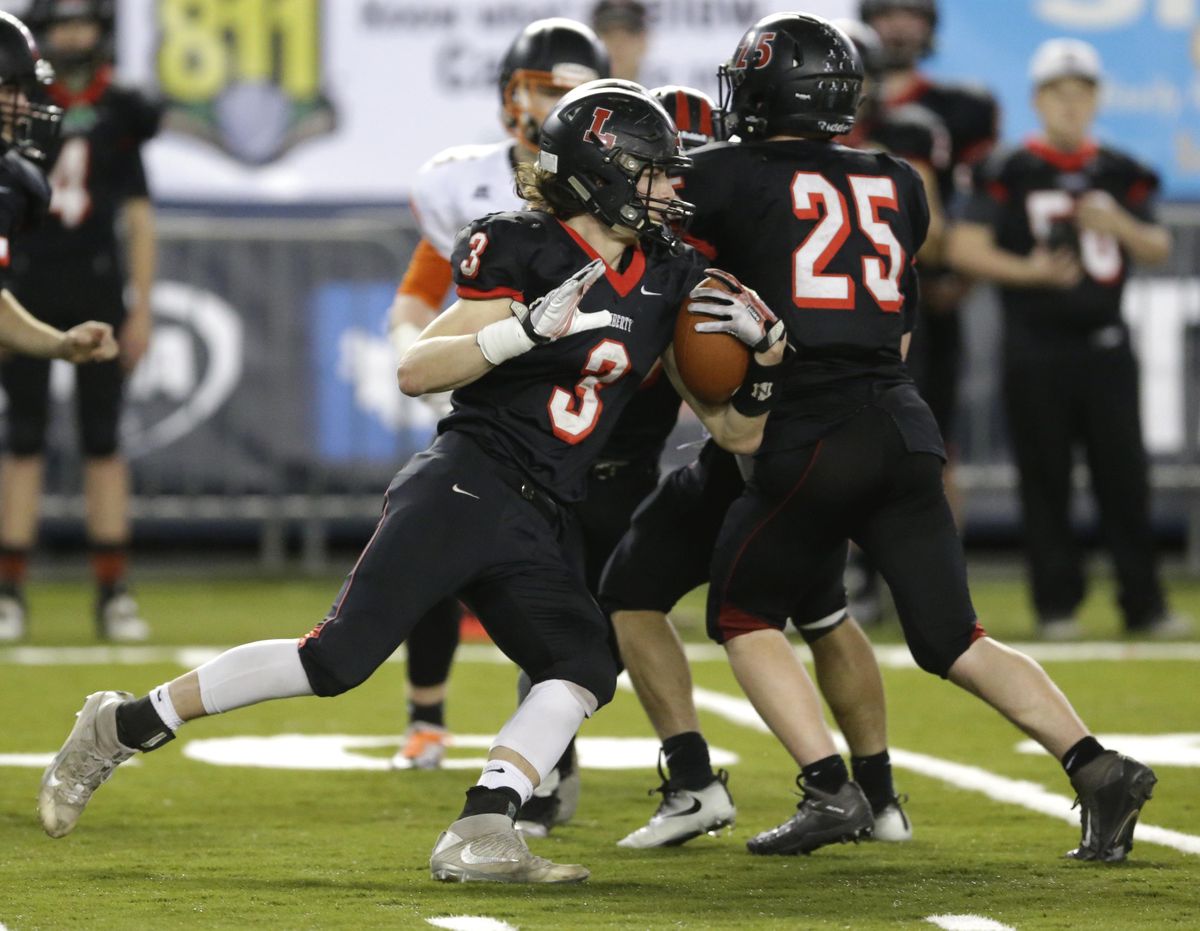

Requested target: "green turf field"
[{"left": 1, "top": 573, "right": 1197, "bottom": 929}]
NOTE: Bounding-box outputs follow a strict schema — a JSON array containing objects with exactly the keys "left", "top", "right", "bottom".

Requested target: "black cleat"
[
  {"left": 747, "top": 779, "right": 873, "bottom": 856},
  {"left": 1067, "top": 750, "right": 1157, "bottom": 863}
]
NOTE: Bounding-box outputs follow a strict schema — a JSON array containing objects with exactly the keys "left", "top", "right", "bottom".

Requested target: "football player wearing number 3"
[
  {"left": 946, "top": 40, "right": 1185, "bottom": 642},
  {"left": 37, "top": 84, "right": 786, "bottom": 884},
  {"left": 0, "top": 0, "right": 160, "bottom": 643},
  {"left": 617, "top": 15, "right": 1156, "bottom": 862}
]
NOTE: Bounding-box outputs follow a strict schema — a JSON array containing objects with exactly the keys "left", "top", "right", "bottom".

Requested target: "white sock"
[
  {"left": 196, "top": 639, "right": 314, "bottom": 715},
  {"left": 476, "top": 760, "right": 535, "bottom": 807},
  {"left": 489, "top": 679, "right": 595, "bottom": 782},
  {"left": 148, "top": 682, "right": 184, "bottom": 732}
]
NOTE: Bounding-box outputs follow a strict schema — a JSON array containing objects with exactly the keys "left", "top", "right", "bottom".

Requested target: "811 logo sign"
[{"left": 156, "top": 0, "right": 336, "bottom": 165}]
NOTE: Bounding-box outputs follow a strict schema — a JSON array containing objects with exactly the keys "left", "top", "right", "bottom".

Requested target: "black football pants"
[{"left": 1003, "top": 339, "right": 1165, "bottom": 629}]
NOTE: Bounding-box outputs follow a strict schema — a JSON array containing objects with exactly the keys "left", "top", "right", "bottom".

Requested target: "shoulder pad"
[
  {"left": 422, "top": 141, "right": 511, "bottom": 172},
  {"left": 0, "top": 149, "right": 51, "bottom": 206}
]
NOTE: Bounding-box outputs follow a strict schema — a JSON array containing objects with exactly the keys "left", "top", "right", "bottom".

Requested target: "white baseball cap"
[{"left": 1029, "top": 38, "right": 1103, "bottom": 88}]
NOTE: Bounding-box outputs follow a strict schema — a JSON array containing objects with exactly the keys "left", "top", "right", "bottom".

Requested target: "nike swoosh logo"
[
  {"left": 459, "top": 845, "right": 521, "bottom": 866},
  {"left": 668, "top": 798, "right": 703, "bottom": 818},
  {"left": 452, "top": 484, "right": 480, "bottom": 500},
  {"left": 640, "top": 285, "right": 664, "bottom": 296}
]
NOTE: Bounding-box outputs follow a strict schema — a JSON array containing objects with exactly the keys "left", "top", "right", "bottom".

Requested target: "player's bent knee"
[
  {"left": 546, "top": 654, "right": 617, "bottom": 710},
  {"left": 297, "top": 633, "right": 383, "bottom": 697},
  {"left": 910, "top": 621, "right": 984, "bottom": 678},
  {"left": 797, "top": 609, "right": 847, "bottom": 644},
  {"left": 82, "top": 425, "right": 120, "bottom": 458}
]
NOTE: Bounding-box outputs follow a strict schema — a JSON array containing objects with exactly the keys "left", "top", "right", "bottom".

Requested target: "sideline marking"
[
  {"left": 926, "top": 916, "right": 1015, "bottom": 931},
  {"left": 682, "top": 683, "right": 1200, "bottom": 857},
  {"left": 3, "top": 641, "right": 1199, "bottom": 668},
  {"left": 427, "top": 918, "right": 517, "bottom": 931}
]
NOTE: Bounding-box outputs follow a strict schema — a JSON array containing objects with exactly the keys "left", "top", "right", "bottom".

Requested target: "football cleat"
[
  {"left": 430, "top": 812, "right": 589, "bottom": 884},
  {"left": 617, "top": 770, "right": 736, "bottom": 849},
  {"left": 96, "top": 586, "right": 149, "bottom": 643},
  {"left": 1137, "top": 613, "right": 1195, "bottom": 641},
  {"left": 1037, "top": 617, "right": 1082, "bottom": 642},
  {"left": 391, "top": 723, "right": 450, "bottom": 770},
  {"left": 871, "top": 795, "right": 913, "bottom": 842},
  {"left": 1067, "top": 750, "right": 1156, "bottom": 863},
  {"left": 0, "top": 584, "right": 26, "bottom": 642},
  {"left": 747, "top": 779, "right": 874, "bottom": 856},
  {"left": 39, "top": 690, "right": 136, "bottom": 838}
]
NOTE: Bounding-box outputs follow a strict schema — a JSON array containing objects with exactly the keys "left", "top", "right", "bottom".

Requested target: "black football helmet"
[
  {"left": 718, "top": 13, "right": 863, "bottom": 141},
  {"left": 859, "top": 0, "right": 937, "bottom": 64},
  {"left": 537, "top": 84, "right": 693, "bottom": 251},
  {"left": 499, "top": 18, "right": 611, "bottom": 151},
  {"left": 0, "top": 11, "right": 61, "bottom": 164},
  {"left": 650, "top": 85, "right": 726, "bottom": 149},
  {"left": 24, "top": 0, "right": 114, "bottom": 73}
]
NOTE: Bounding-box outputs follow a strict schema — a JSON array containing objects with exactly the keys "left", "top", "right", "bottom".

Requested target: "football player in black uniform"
[
  {"left": 0, "top": 0, "right": 160, "bottom": 643},
  {"left": 603, "top": 33, "right": 948, "bottom": 851},
  {"left": 946, "top": 40, "right": 1186, "bottom": 641},
  {"left": 38, "top": 84, "right": 787, "bottom": 884},
  {"left": 612, "top": 13, "right": 1154, "bottom": 863}
]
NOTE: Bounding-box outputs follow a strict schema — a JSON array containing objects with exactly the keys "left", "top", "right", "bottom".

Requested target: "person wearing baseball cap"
[{"left": 947, "top": 38, "right": 1188, "bottom": 641}]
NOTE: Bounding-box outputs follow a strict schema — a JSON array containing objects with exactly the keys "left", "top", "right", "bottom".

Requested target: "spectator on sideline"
[
  {"left": 947, "top": 39, "right": 1190, "bottom": 640},
  {"left": 591, "top": 0, "right": 647, "bottom": 82}
]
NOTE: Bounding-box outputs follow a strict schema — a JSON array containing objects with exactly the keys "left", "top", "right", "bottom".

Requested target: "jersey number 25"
[{"left": 791, "top": 172, "right": 907, "bottom": 313}]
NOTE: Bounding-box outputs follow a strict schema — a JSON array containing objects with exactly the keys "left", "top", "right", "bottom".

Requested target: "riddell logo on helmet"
[{"left": 584, "top": 107, "right": 618, "bottom": 147}]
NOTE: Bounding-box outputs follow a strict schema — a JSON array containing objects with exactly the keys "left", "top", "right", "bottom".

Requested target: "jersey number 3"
[
  {"left": 548, "top": 339, "right": 630, "bottom": 444},
  {"left": 791, "top": 172, "right": 906, "bottom": 312}
]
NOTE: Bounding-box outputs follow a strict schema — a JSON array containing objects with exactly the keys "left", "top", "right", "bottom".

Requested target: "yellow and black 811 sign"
[{"left": 156, "top": 0, "right": 336, "bottom": 165}]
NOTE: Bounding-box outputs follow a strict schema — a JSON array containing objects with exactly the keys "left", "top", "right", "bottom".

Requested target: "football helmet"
[
  {"left": 0, "top": 11, "right": 61, "bottom": 164},
  {"left": 24, "top": 0, "right": 114, "bottom": 73},
  {"left": 650, "top": 85, "right": 726, "bottom": 149},
  {"left": 537, "top": 84, "right": 693, "bottom": 251},
  {"left": 718, "top": 13, "right": 863, "bottom": 141},
  {"left": 832, "top": 19, "right": 885, "bottom": 80},
  {"left": 499, "top": 18, "right": 611, "bottom": 151}
]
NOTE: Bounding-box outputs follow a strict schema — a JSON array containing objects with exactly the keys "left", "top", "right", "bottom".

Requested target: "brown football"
[{"left": 673, "top": 275, "right": 750, "bottom": 405}]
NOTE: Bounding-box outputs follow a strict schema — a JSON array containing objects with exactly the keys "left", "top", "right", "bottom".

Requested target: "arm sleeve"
[
  {"left": 397, "top": 237, "right": 454, "bottom": 308},
  {"left": 450, "top": 215, "right": 528, "bottom": 302}
]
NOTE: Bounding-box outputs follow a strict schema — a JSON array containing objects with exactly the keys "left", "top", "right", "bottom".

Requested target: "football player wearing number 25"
[
  {"left": 37, "top": 84, "right": 786, "bottom": 885},
  {"left": 618, "top": 14, "right": 1156, "bottom": 863}
]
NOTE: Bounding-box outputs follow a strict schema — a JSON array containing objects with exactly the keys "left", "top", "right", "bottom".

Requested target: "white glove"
[
  {"left": 687, "top": 268, "right": 785, "bottom": 353},
  {"left": 477, "top": 259, "right": 612, "bottom": 365}
]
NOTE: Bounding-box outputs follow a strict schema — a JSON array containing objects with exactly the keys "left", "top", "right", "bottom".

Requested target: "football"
[{"left": 673, "top": 275, "right": 750, "bottom": 405}]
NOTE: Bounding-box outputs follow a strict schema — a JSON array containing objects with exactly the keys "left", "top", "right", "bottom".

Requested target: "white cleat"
[
  {"left": 39, "top": 691, "right": 136, "bottom": 838},
  {"left": 98, "top": 592, "right": 150, "bottom": 643},
  {"left": 871, "top": 797, "right": 913, "bottom": 842},
  {"left": 0, "top": 591, "right": 26, "bottom": 642},
  {"left": 617, "top": 771, "right": 736, "bottom": 849},
  {"left": 430, "top": 813, "right": 589, "bottom": 883}
]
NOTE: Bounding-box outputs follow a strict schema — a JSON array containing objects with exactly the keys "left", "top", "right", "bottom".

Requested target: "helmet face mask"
[
  {"left": 718, "top": 14, "right": 863, "bottom": 141},
  {"left": 537, "top": 85, "right": 695, "bottom": 252},
  {"left": 0, "top": 12, "right": 62, "bottom": 164}
]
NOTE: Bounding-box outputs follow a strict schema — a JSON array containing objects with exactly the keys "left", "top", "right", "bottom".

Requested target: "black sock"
[
  {"left": 851, "top": 750, "right": 896, "bottom": 812},
  {"left": 408, "top": 700, "right": 445, "bottom": 728},
  {"left": 1062, "top": 736, "right": 1106, "bottom": 777},
  {"left": 662, "top": 731, "right": 714, "bottom": 790},
  {"left": 114, "top": 696, "right": 176, "bottom": 753},
  {"left": 459, "top": 785, "right": 520, "bottom": 820},
  {"left": 801, "top": 754, "right": 849, "bottom": 794}
]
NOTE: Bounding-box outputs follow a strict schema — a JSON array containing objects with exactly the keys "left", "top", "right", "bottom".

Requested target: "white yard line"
[
  {"left": 3, "top": 641, "right": 1199, "bottom": 667},
  {"left": 426, "top": 917, "right": 518, "bottom": 931},
  {"left": 679, "top": 683, "right": 1200, "bottom": 857},
  {"left": 926, "top": 916, "right": 1016, "bottom": 931}
]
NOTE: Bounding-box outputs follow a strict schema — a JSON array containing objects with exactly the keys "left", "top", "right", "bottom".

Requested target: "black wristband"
[{"left": 731, "top": 358, "right": 780, "bottom": 417}]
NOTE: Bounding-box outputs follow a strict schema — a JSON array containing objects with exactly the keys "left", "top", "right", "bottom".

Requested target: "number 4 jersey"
[
  {"left": 443, "top": 210, "right": 706, "bottom": 502},
  {"left": 12, "top": 66, "right": 160, "bottom": 274},
  {"left": 680, "top": 139, "right": 930, "bottom": 452},
  {"left": 961, "top": 139, "right": 1159, "bottom": 350}
]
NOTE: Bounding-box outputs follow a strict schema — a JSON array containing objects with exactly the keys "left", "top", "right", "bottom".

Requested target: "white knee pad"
[
  {"left": 491, "top": 678, "right": 596, "bottom": 781},
  {"left": 197, "top": 639, "right": 314, "bottom": 715}
]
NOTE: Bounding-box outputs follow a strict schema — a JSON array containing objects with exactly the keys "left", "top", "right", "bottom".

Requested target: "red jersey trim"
[
  {"left": 884, "top": 73, "right": 933, "bottom": 108},
  {"left": 1126, "top": 178, "right": 1153, "bottom": 206},
  {"left": 48, "top": 65, "right": 113, "bottom": 108},
  {"left": 986, "top": 180, "right": 1010, "bottom": 204},
  {"left": 457, "top": 285, "right": 524, "bottom": 301},
  {"left": 683, "top": 232, "right": 717, "bottom": 259},
  {"left": 556, "top": 218, "right": 646, "bottom": 297},
  {"left": 1024, "top": 137, "right": 1099, "bottom": 173}
]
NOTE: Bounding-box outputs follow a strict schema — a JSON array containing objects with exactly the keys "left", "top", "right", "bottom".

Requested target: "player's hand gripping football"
[
  {"left": 513, "top": 258, "right": 612, "bottom": 343},
  {"left": 687, "top": 269, "right": 785, "bottom": 354},
  {"left": 59, "top": 321, "right": 119, "bottom": 364}
]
